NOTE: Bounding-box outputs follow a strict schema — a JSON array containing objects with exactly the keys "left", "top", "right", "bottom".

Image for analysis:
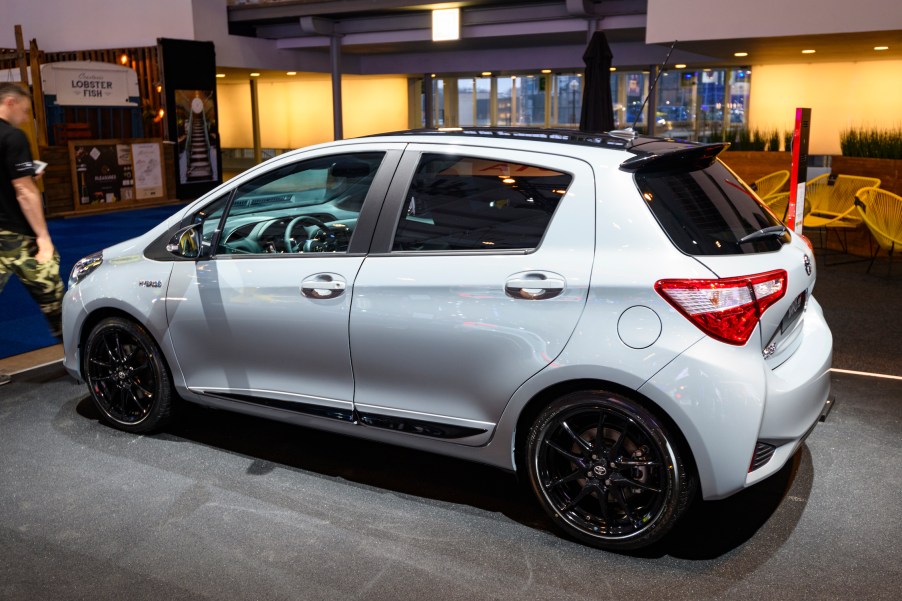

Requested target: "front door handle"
[
  {"left": 301, "top": 273, "right": 347, "bottom": 299},
  {"left": 505, "top": 272, "right": 566, "bottom": 300}
]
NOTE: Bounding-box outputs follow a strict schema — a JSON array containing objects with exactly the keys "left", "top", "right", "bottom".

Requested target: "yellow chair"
[
  {"left": 764, "top": 191, "right": 810, "bottom": 223},
  {"left": 854, "top": 187, "right": 902, "bottom": 274},
  {"left": 803, "top": 174, "right": 881, "bottom": 229},
  {"left": 751, "top": 170, "right": 789, "bottom": 199},
  {"left": 803, "top": 173, "right": 881, "bottom": 253},
  {"left": 764, "top": 192, "right": 789, "bottom": 221}
]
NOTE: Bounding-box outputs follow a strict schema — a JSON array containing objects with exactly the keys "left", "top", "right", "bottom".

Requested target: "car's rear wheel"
[
  {"left": 83, "top": 317, "right": 173, "bottom": 433},
  {"left": 526, "top": 390, "right": 691, "bottom": 550}
]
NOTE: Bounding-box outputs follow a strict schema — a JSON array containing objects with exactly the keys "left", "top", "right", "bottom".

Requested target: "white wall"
[
  {"left": 1, "top": 0, "right": 195, "bottom": 51},
  {"left": 1, "top": 0, "right": 308, "bottom": 71},
  {"left": 191, "top": 0, "right": 315, "bottom": 71},
  {"left": 647, "top": 0, "right": 901, "bottom": 42}
]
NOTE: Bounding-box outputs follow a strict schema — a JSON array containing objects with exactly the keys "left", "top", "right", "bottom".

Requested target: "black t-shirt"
[{"left": 0, "top": 117, "right": 37, "bottom": 236}]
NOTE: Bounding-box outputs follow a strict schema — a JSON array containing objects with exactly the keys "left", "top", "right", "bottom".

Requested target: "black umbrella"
[{"left": 579, "top": 31, "right": 615, "bottom": 133}]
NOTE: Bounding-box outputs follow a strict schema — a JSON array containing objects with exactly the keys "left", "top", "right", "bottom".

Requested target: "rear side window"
[
  {"left": 636, "top": 160, "right": 786, "bottom": 255},
  {"left": 392, "top": 154, "right": 572, "bottom": 251}
]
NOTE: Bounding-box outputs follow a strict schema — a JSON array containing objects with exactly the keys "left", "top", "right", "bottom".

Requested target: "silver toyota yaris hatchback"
[{"left": 62, "top": 129, "right": 833, "bottom": 551}]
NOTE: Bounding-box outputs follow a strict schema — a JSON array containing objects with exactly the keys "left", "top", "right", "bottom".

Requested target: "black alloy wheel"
[
  {"left": 526, "top": 391, "right": 691, "bottom": 550},
  {"left": 83, "top": 317, "right": 173, "bottom": 433}
]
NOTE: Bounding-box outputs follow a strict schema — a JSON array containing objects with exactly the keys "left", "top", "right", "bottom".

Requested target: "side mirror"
[{"left": 166, "top": 224, "right": 210, "bottom": 259}]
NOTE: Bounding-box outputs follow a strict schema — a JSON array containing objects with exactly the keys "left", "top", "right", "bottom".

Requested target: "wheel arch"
[
  {"left": 77, "top": 307, "right": 168, "bottom": 377},
  {"left": 511, "top": 378, "right": 698, "bottom": 484}
]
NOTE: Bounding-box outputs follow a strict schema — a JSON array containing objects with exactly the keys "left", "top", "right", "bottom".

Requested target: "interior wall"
[
  {"left": 1, "top": 0, "right": 194, "bottom": 51},
  {"left": 216, "top": 74, "right": 409, "bottom": 150},
  {"left": 647, "top": 0, "right": 897, "bottom": 42},
  {"left": 748, "top": 60, "right": 902, "bottom": 155}
]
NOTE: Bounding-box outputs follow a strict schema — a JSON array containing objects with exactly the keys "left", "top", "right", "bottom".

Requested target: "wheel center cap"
[{"left": 593, "top": 464, "right": 608, "bottom": 477}]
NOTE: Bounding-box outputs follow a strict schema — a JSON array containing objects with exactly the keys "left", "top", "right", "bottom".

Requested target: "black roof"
[{"left": 371, "top": 127, "right": 729, "bottom": 174}]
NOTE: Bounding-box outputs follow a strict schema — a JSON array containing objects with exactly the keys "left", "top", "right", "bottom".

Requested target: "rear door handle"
[
  {"left": 505, "top": 272, "right": 566, "bottom": 300},
  {"left": 301, "top": 273, "right": 347, "bottom": 299}
]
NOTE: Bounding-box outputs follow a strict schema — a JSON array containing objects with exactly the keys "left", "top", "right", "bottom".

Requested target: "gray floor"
[
  {"left": 1, "top": 367, "right": 900, "bottom": 600},
  {"left": 1, "top": 253, "right": 900, "bottom": 600}
]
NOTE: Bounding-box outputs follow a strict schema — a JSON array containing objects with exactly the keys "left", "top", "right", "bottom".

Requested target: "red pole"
[{"left": 786, "top": 108, "right": 811, "bottom": 233}]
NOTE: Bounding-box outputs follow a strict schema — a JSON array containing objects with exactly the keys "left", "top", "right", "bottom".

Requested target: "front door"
[{"left": 166, "top": 147, "right": 397, "bottom": 419}]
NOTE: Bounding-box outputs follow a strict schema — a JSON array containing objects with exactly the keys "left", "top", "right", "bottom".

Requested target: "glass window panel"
[
  {"left": 496, "top": 77, "right": 513, "bottom": 126},
  {"left": 458, "top": 78, "right": 474, "bottom": 126},
  {"left": 515, "top": 75, "right": 546, "bottom": 126},
  {"left": 392, "top": 154, "right": 572, "bottom": 252},
  {"left": 654, "top": 70, "right": 695, "bottom": 139},
  {"left": 217, "top": 153, "right": 384, "bottom": 255},
  {"left": 475, "top": 77, "right": 491, "bottom": 126},
  {"left": 553, "top": 74, "right": 582, "bottom": 127}
]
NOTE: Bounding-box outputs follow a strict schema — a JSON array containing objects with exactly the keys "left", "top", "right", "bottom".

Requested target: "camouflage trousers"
[{"left": 0, "top": 229, "right": 64, "bottom": 338}]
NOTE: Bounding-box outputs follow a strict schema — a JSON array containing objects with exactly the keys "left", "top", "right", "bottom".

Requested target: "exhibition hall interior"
[{"left": 1, "top": 1, "right": 900, "bottom": 599}]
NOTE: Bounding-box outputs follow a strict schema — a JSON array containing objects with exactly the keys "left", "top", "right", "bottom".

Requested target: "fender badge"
[
  {"left": 138, "top": 280, "right": 163, "bottom": 288},
  {"left": 803, "top": 255, "right": 812, "bottom": 276}
]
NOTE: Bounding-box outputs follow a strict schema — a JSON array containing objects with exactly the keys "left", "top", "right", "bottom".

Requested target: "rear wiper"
[{"left": 739, "top": 225, "right": 787, "bottom": 244}]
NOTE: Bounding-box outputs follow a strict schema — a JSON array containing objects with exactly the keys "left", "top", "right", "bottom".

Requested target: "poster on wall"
[
  {"left": 158, "top": 38, "right": 221, "bottom": 200},
  {"left": 175, "top": 89, "right": 219, "bottom": 184},
  {"left": 70, "top": 140, "right": 165, "bottom": 209},
  {"left": 71, "top": 142, "right": 134, "bottom": 205},
  {"left": 132, "top": 142, "right": 165, "bottom": 200}
]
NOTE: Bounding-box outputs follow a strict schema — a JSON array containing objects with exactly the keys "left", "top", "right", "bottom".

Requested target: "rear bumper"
[
  {"left": 639, "top": 296, "right": 833, "bottom": 500},
  {"left": 746, "top": 296, "right": 833, "bottom": 487}
]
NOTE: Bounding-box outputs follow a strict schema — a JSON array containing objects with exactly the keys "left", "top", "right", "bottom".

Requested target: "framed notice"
[{"left": 69, "top": 139, "right": 166, "bottom": 210}]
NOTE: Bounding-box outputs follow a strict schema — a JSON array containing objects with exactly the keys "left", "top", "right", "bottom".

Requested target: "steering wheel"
[{"left": 284, "top": 215, "right": 335, "bottom": 253}]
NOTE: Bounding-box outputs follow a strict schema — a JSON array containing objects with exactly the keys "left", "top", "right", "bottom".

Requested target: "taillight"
[{"left": 655, "top": 270, "right": 787, "bottom": 345}]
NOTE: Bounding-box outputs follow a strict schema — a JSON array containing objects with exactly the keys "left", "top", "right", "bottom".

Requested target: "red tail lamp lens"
[{"left": 655, "top": 270, "right": 787, "bottom": 345}]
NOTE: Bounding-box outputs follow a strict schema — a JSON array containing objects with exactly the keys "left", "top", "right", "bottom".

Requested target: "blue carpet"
[{"left": 0, "top": 204, "right": 186, "bottom": 359}]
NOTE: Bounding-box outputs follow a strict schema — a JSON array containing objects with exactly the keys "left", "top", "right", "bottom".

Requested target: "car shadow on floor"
[{"left": 76, "top": 395, "right": 810, "bottom": 558}]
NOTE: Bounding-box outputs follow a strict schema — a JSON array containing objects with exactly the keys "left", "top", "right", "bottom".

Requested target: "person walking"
[{"left": 0, "top": 82, "right": 64, "bottom": 385}]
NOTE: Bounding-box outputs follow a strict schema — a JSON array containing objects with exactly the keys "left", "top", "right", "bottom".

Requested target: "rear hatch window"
[{"left": 636, "top": 160, "right": 788, "bottom": 255}]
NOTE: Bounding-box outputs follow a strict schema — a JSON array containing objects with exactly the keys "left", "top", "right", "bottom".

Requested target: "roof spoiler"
[{"left": 619, "top": 142, "right": 729, "bottom": 174}]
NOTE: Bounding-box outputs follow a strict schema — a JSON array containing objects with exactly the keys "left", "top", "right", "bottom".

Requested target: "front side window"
[
  {"left": 213, "top": 153, "right": 384, "bottom": 255},
  {"left": 392, "top": 154, "right": 572, "bottom": 251}
]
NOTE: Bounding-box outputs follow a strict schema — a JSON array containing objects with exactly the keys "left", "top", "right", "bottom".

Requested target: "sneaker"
[{"left": 0, "top": 373, "right": 10, "bottom": 386}]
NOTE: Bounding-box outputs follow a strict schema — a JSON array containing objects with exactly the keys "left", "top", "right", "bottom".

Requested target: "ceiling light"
[
  {"left": 609, "top": 67, "right": 617, "bottom": 72},
  {"left": 874, "top": 46, "right": 889, "bottom": 51},
  {"left": 215, "top": 73, "right": 225, "bottom": 78},
  {"left": 287, "top": 71, "right": 297, "bottom": 76},
  {"left": 119, "top": 53, "right": 129, "bottom": 65},
  {"left": 250, "top": 72, "right": 261, "bottom": 77},
  {"left": 675, "top": 64, "right": 687, "bottom": 69},
  {"left": 541, "top": 69, "right": 551, "bottom": 74},
  {"left": 432, "top": 8, "right": 460, "bottom": 42},
  {"left": 734, "top": 52, "right": 748, "bottom": 57},
  {"left": 801, "top": 49, "right": 816, "bottom": 54},
  {"left": 481, "top": 71, "right": 492, "bottom": 76}
]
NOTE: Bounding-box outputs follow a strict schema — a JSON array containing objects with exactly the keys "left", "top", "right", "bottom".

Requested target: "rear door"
[{"left": 348, "top": 145, "right": 596, "bottom": 443}]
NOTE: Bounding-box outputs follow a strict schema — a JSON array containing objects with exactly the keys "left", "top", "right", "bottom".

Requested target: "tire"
[
  {"left": 83, "top": 316, "right": 174, "bottom": 433},
  {"left": 525, "top": 390, "right": 691, "bottom": 550}
]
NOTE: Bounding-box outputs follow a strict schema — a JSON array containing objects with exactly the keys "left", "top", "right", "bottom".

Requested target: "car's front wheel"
[
  {"left": 526, "top": 390, "right": 691, "bottom": 550},
  {"left": 83, "top": 316, "right": 173, "bottom": 433}
]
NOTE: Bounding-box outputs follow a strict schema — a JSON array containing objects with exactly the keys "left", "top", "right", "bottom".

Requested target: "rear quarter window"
[{"left": 636, "top": 160, "right": 786, "bottom": 255}]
